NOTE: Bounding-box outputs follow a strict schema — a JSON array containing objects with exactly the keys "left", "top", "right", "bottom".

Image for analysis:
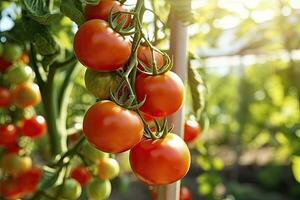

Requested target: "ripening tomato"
[
  {"left": 83, "top": 100, "right": 144, "bottom": 153},
  {"left": 180, "top": 186, "right": 192, "bottom": 200},
  {"left": 0, "top": 154, "right": 32, "bottom": 176},
  {"left": 2, "top": 44, "right": 23, "bottom": 62},
  {"left": 21, "top": 115, "right": 47, "bottom": 138},
  {"left": 135, "top": 71, "right": 184, "bottom": 117},
  {"left": 0, "top": 57, "right": 12, "bottom": 73},
  {"left": 97, "top": 158, "right": 120, "bottom": 180},
  {"left": 0, "top": 87, "right": 12, "bottom": 108},
  {"left": 0, "top": 124, "right": 17, "bottom": 147},
  {"left": 85, "top": 68, "right": 118, "bottom": 99},
  {"left": 20, "top": 53, "right": 29, "bottom": 64},
  {"left": 184, "top": 120, "right": 201, "bottom": 144},
  {"left": 13, "top": 83, "right": 41, "bottom": 108},
  {"left": 130, "top": 133, "right": 191, "bottom": 185},
  {"left": 6, "top": 64, "right": 33, "bottom": 85},
  {"left": 70, "top": 166, "right": 92, "bottom": 187},
  {"left": 60, "top": 179, "right": 82, "bottom": 200},
  {"left": 80, "top": 141, "right": 109, "bottom": 162},
  {"left": 87, "top": 179, "right": 111, "bottom": 200},
  {"left": 74, "top": 19, "right": 131, "bottom": 71},
  {"left": 18, "top": 168, "right": 43, "bottom": 194},
  {"left": 85, "top": 0, "right": 131, "bottom": 27},
  {"left": 0, "top": 178, "right": 24, "bottom": 199},
  {"left": 137, "top": 46, "right": 164, "bottom": 69}
]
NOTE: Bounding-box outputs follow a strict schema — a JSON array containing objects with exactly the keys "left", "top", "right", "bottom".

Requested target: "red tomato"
[
  {"left": 18, "top": 168, "right": 43, "bottom": 194},
  {"left": 74, "top": 19, "right": 131, "bottom": 72},
  {"left": 0, "top": 178, "right": 23, "bottom": 199},
  {"left": 137, "top": 46, "right": 164, "bottom": 69},
  {"left": 180, "top": 186, "right": 192, "bottom": 200},
  {"left": 85, "top": 0, "right": 131, "bottom": 27},
  {"left": 0, "top": 87, "right": 12, "bottom": 108},
  {"left": 83, "top": 100, "right": 143, "bottom": 153},
  {"left": 129, "top": 133, "right": 191, "bottom": 185},
  {"left": 0, "top": 124, "right": 17, "bottom": 147},
  {"left": 0, "top": 57, "right": 12, "bottom": 73},
  {"left": 135, "top": 71, "right": 184, "bottom": 117},
  {"left": 21, "top": 115, "right": 47, "bottom": 138},
  {"left": 5, "top": 142, "right": 21, "bottom": 154},
  {"left": 70, "top": 166, "right": 92, "bottom": 187},
  {"left": 13, "top": 83, "right": 41, "bottom": 109},
  {"left": 184, "top": 120, "right": 201, "bottom": 144}
]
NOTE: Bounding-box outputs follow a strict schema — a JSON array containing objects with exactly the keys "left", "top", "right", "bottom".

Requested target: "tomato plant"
[
  {"left": 0, "top": 124, "right": 17, "bottom": 147},
  {"left": 129, "top": 133, "right": 191, "bottom": 185},
  {"left": 60, "top": 179, "right": 82, "bottom": 200},
  {"left": 74, "top": 19, "right": 131, "bottom": 71},
  {"left": 84, "top": 68, "right": 118, "bottom": 99},
  {"left": 21, "top": 115, "right": 47, "bottom": 138},
  {"left": 85, "top": 0, "right": 131, "bottom": 27},
  {"left": 70, "top": 166, "right": 92, "bottom": 187},
  {"left": 137, "top": 45, "right": 164, "bottom": 69},
  {"left": 97, "top": 157, "right": 120, "bottom": 180},
  {"left": 83, "top": 100, "right": 144, "bottom": 153},
  {"left": 87, "top": 179, "right": 112, "bottom": 200},
  {"left": 6, "top": 64, "right": 33, "bottom": 85},
  {"left": 184, "top": 119, "right": 201, "bottom": 144},
  {"left": 0, "top": 87, "right": 12, "bottom": 108},
  {"left": 13, "top": 82, "right": 41, "bottom": 108},
  {"left": 135, "top": 71, "right": 184, "bottom": 117}
]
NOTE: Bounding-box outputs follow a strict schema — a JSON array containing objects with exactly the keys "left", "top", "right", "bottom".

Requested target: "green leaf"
[
  {"left": 22, "top": 0, "right": 62, "bottom": 25},
  {"left": 60, "top": 0, "right": 85, "bottom": 25},
  {"left": 292, "top": 156, "right": 300, "bottom": 183}
]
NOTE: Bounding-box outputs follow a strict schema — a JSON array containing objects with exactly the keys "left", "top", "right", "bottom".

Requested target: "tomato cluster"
[
  {"left": 73, "top": 0, "right": 191, "bottom": 188},
  {"left": 0, "top": 43, "right": 46, "bottom": 200}
]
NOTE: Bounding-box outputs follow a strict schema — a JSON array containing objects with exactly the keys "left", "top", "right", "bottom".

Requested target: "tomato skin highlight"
[
  {"left": 137, "top": 46, "right": 164, "bottom": 69},
  {"left": 0, "top": 87, "right": 12, "bottom": 108},
  {"left": 70, "top": 166, "right": 92, "bottom": 187},
  {"left": 13, "top": 83, "right": 41, "bottom": 109},
  {"left": 135, "top": 71, "right": 184, "bottom": 117},
  {"left": 129, "top": 133, "right": 191, "bottom": 185},
  {"left": 85, "top": 0, "right": 131, "bottom": 27},
  {"left": 83, "top": 100, "right": 144, "bottom": 153},
  {"left": 184, "top": 120, "right": 201, "bottom": 144},
  {"left": 0, "top": 124, "right": 17, "bottom": 147},
  {"left": 74, "top": 19, "right": 131, "bottom": 72},
  {"left": 21, "top": 115, "right": 47, "bottom": 138}
]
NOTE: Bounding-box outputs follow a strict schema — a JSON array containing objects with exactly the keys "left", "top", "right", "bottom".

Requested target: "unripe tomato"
[
  {"left": 85, "top": 0, "right": 131, "bottom": 27},
  {"left": 97, "top": 158, "right": 120, "bottom": 180},
  {"left": 130, "top": 133, "right": 191, "bottom": 185},
  {"left": 0, "top": 178, "right": 23, "bottom": 199},
  {"left": 180, "top": 186, "right": 192, "bottom": 200},
  {"left": 6, "top": 64, "right": 33, "bottom": 85},
  {"left": 13, "top": 83, "right": 41, "bottom": 108},
  {"left": 0, "top": 57, "right": 12, "bottom": 73},
  {"left": 80, "top": 141, "right": 109, "bottom": 163},
  {"left": 184, "top": 120, "right": 201, "bottom": 144},
  {"left": 135, "top": 71, "right": 184, "bottom": 117},
  {"left": 84, "top": 69, "right": 118, "bottom": 99},
  {"left": 0, "top": 154, "right": 32, "bottom": 176},
  {"left": 70, "top": 166, "right": 91, "bottom": 187},
  {"left": 83, "top": 100, "right": 144, "bottom": 153},
  {"left": 87, "top": 179, "right": 111, "bottom": 200},
  {"left": 137, "top": 46, "right": 164, "bottom": 69},
  {"left": 0, "top": 87, "right": 12, "bottom": 108},
  {"left": 74, "top": 19, "right": 131, "bottom": 71},
  {"left": 18, "top": 168, "right": 43, "bottom": 194},
  {"left": 21, "top": 115, "right": 47, "bottom": 138},
  {"left": 0, "top": 124, "right": 17, "bottom": 147},
  {"left": 2, "top": 44, "right": 23, "bottom": 62},
  {"left": 60, "top": 179, "right": 82, "bottom": 200}
]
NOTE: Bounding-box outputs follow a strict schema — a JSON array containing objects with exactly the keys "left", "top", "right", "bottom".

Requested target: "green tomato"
[
  {"left": 80, "top": 140, "right": 109, "bottom": 163},
  {"left": 87, "top": 179, "right": 111, "bottom": 200},
  {"left": 60, "top": 179, "right": 82, "bottom": 200},
  {"left": 0, "top": 43, "right": 3, "bottom": 56},
  {"left": 84, "top": 69, "right": 118, "bottom": 99},
  {"left": 97, "top": 158, "right": 120, "bottom": 180},
  {"left": 3, "top": 44, "right": 23, "bottom": 62},
  {"left": 6, "top": 64, "right": 33, "bottom": 84}
]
